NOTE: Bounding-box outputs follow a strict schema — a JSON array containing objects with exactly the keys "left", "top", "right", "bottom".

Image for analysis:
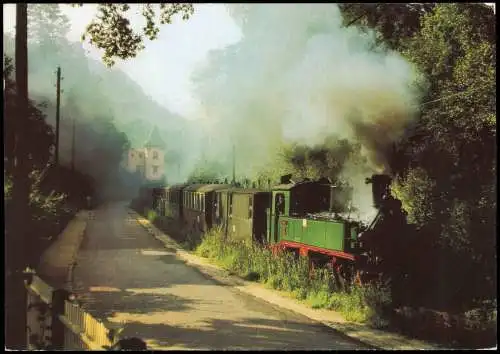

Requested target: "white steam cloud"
[{"left": 189, "top": 4, "right": 422, "bottom": 220}]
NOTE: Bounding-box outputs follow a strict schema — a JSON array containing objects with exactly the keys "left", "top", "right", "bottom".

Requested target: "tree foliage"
[
  {"left": 390, "top": 3, "right": 496, "bottom": 309},
  {"left": 28, "top": 4, "right": 71, "bottom": 51},
  {"left": 3, "top": 55, "right": 54, "bottom": 174},
  {"left": 72, "top": 3, "right": 194, "bottom": 67},
  {"left": 339, "top": 3, "right": 436, "bottom": 50}
]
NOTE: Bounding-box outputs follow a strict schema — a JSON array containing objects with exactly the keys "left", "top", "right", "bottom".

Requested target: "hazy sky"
[
  {"left": 3, "top": 3, "right": 241, "bottom": 118},
  {"left": 3, "top": 3, "right": 495, "bottom": 119}
]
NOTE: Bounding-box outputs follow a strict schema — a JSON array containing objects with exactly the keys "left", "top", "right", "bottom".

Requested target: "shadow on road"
[
  {"left": 122, "top": 316, "right": 368, "bottom": 350},
  {"left": 78, "top": 288, "right": 197, "bottom": 321}
]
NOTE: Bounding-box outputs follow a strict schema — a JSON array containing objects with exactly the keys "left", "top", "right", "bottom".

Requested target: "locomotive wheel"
[
  {"left": 308, "top": 257, "right": 318, "bottom": 280},
  {"left": 327, "top": 261, "right": 362, "bottom": 291},
  {"left": 325, "top": 260, "right": 346, "bottom": 292},
  {"left": 335, "top": 267, "right": 346, "bottom": 291}
]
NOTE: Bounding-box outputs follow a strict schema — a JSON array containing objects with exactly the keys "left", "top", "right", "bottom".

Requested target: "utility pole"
[
  {"left": 55, "top": 66, "right": 61, "bottom": 166},
  {"left": 232, "top": 144, "right": 236, "bottom": 185},
  {"left": 71, "top": 116, "right": 76, "bottom": 172},
  {"left": 7, "top": 4, "right": 28, "bottom": 349}
]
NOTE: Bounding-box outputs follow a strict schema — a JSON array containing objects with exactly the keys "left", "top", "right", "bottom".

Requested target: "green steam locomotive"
[{"left": 134, "top": 173, "right": 411, "bottom": 284}]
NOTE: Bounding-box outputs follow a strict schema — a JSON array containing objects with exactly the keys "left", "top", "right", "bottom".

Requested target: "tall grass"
[{"left": 196, "top": 227, "right": 391, "bottom": 327}]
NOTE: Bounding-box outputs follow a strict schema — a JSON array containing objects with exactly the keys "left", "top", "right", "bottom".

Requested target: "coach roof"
[
  {"left": 183, "top": 184, "right": 232, "bottom": 193},
  {"left": 215, "top": 187, "right": 269, "bottom": 194}
]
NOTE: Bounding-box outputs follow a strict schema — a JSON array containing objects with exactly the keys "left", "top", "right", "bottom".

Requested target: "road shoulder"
[{"left": 129, "top": 209, "right": 443, "bottom": 350}]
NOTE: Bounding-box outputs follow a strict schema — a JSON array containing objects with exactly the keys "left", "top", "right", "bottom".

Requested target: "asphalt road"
[{"left": 71, "top": 202, "right": 368, "bottom": 350}]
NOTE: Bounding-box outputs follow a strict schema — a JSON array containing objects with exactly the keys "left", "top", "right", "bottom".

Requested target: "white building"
[{"left": 125, "top": 126, "right": 165, "bottom": 183}]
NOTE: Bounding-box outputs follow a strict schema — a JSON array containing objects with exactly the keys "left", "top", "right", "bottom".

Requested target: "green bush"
[{"left": 5, "top": 171, "right": 76, "bottom": 268}]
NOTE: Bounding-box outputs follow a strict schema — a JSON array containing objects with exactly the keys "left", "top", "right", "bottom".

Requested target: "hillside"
[{"left": 3, "top": 32, "right": 193, "bottom": 151}]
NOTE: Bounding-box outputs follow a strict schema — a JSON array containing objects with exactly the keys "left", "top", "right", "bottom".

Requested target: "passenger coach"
[
  {"left": 182, "top": 184, "right": 231, "bottom": 241},
  {"left": 213, "top": 187, "right": 270, "bottom": 245}
]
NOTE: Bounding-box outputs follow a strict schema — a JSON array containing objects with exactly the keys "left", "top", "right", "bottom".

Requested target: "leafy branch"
[{"left": 71, "top": 3, "right": 194, "bottom": 67}]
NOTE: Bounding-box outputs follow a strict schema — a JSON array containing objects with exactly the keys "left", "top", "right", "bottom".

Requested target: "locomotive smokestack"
[{"left": 365, "top": 174, "right": 392, "bottom": 209}]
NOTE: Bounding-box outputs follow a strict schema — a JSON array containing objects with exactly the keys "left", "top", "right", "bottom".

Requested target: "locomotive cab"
[
  {"left": 266, "top": 179, "right": 359, "bottom": 263},
  {"left": 267, "top": 179, "right": 330, "bottom": 244}
]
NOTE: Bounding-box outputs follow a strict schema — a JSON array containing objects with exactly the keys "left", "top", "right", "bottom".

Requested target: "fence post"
[{"left": 50, "top": 288, "right": 71, "bottom": 349}]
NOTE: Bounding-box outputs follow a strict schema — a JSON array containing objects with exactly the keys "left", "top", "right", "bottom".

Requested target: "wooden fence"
[{"left": 25, "top": 273, "right": 114, "bottom": 350}]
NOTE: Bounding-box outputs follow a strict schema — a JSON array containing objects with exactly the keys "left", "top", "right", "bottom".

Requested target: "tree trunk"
[{"left": 5, "top": 3, "right": 29, "bottom": 349}]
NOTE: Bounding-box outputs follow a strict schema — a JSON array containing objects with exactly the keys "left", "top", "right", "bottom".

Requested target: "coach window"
[{"left": 248, "top": 196, "right": 253, "bottom": 219}]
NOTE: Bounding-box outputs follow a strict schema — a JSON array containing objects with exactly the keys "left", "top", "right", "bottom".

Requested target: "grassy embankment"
[{"left": 195, "top": 226, "right": 392, "bottom": 327}]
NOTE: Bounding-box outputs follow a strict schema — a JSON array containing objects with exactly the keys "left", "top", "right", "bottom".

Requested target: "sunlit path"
[{"left": 72, "top": 202, "right": 367, "bottom": 350}]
